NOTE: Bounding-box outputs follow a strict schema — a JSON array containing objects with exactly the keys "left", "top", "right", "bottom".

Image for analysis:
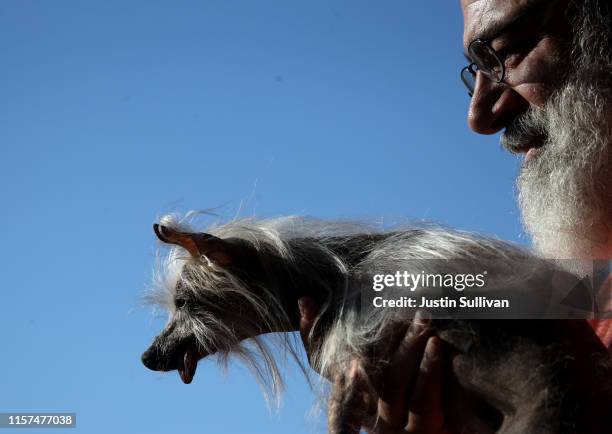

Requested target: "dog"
[{"left": 141, "top": 215, "right": 612, "bottom": 433}]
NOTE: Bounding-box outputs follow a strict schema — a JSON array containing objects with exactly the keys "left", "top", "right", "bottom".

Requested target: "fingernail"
[
  {"left": 412, "top": 310, "right": 431, "bottom": 335},
  {"left": 348, "top": 358, "right": 362, "bottom": 381},
  {"left": 424, "top": 336, "right": 442, "bottom": 363}
]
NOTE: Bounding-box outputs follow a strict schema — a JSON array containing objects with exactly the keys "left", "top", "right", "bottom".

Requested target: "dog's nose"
[{"left": 141, "top": 346, "right": 160, "bottom": 371}]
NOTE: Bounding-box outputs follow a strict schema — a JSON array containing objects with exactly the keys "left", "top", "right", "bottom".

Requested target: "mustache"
[{"left": 500, "top": 108, "right": 547, "bottom": 154}]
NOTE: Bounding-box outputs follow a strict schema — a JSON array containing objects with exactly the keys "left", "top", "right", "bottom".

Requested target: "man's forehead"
[{"left": 461, "top": 0, "right": 545, "bottom": 47}]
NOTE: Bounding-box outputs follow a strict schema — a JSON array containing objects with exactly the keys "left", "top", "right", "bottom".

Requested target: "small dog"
[{"left": 142, "top": 215, "right": 612, "bottom": 434}]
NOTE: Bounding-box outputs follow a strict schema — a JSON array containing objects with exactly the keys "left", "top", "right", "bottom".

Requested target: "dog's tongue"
[{"left": 179, "top": 349, "right": 197, "bottom": 384}]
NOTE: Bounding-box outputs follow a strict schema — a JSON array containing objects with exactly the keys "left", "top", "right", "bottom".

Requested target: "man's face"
[
  {"left": 461, "top": 0, "right": 571, "bottom": 128},
  {"left": 461, "top": 0, "right": 612, "bottom": 258}
]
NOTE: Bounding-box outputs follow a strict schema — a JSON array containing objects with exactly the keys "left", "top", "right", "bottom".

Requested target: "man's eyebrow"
[
  {"left": 479, "top": 11, "right": 529, "bottom": 41},
  {"left": 463, "top": 1, "right": 541, "bottom": 56}
]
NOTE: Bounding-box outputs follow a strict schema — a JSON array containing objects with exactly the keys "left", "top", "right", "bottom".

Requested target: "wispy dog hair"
[{"left": 145, "top": 214, "right": 553, "bottom": 398}]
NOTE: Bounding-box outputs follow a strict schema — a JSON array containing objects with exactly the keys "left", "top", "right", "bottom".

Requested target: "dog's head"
[{"left": 141, "top": 223, "right": 294, "bottom": 386}]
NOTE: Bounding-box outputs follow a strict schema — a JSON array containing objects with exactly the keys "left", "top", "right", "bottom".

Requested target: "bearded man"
[
  {"left": 298, "top": 0, "right": 612, "bottom": 432},
  {"left": 461, "top": 0, "right": 612, "bottom": 346}
]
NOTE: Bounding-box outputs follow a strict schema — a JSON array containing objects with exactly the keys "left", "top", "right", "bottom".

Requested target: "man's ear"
[{"left": 153, "top": 224, "right": 234, "bottom": 266}]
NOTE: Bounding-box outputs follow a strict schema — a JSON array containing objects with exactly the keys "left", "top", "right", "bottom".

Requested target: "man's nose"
[{"left": 467, "top": 72, "right": 528, "bottom": 134}]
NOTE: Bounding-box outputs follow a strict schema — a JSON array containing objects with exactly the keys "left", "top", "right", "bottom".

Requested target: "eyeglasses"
[{"left": 460, "top": 39, "right": 506, "bottom": 97}]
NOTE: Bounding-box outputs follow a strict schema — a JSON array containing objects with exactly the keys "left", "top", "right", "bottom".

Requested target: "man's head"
[{"left": 461, "top": 0, "right": 612, "bottom": 258}]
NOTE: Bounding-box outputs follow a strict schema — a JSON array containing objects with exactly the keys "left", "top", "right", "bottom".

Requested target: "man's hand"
[{"left": 298, "top": 297, "right": 451, "bottom": 434}]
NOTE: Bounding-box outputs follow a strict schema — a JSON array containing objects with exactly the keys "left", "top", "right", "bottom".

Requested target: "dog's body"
[{"left": 142, "top": 216, "right": 612, "bottom": 433}]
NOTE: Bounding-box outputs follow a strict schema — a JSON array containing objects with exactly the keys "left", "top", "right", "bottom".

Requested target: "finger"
[
  {"left": 406, "top": 336, "right": 446, "bottom": 433},
  {"left": 368, "top": 319, "right": 411, "bottom": 370},
  {"left": 328, "top": 359, "right": 367, "bottom": 434},
  {"left": 376, "top": 311, "right": 432, "bottom": 432}
]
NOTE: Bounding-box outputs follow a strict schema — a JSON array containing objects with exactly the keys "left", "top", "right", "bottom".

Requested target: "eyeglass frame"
[{"left": 460, "top": 38, "right": 506, "bottom": 97}]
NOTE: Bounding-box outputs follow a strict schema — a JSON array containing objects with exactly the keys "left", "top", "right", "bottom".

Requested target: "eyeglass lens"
[
  {"left": 461, "top": 66, "right": 476, "bottom": 96},
  {"left": 468, "top": 39, "right": 503, "bottom": 82}
]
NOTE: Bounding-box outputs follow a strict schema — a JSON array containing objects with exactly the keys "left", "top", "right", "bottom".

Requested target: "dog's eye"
[{"left": 175, "top": 298, "right": 187, "bottom": 309}]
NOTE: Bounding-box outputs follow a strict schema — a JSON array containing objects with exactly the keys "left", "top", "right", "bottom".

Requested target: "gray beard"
[{"left": 516, "top": 81, "right": 612, "bottom": 258}]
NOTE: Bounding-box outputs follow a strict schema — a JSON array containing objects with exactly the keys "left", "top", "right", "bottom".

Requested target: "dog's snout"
[{"left": 141, "top": 346, "right": 161, "bottom": 371}]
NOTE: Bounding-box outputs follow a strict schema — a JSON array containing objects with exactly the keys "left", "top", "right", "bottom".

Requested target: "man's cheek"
[
  {"left": 512, "top": 82, "right": 550, "bottom": 107},
  {"left": 507, "top": 38, "right": 568, "bottom": 106}
]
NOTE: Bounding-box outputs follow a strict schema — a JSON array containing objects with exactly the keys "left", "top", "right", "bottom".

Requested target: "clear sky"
[{"left": 0, "top": 1, "right": 526, "bottom": 433}]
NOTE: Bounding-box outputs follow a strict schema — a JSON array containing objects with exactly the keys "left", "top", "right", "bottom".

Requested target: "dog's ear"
[{"left": 153, "top": 224, "right": 235, "bottom": 266}]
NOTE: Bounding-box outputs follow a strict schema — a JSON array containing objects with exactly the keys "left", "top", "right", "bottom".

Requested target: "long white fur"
[{"left": 147, "top": 214, "right": 552, "bottom": 408}]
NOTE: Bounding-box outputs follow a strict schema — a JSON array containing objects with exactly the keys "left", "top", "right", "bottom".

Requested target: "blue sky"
[{"left": 0, "top": 1, "right": 525, "bottom": 433}]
